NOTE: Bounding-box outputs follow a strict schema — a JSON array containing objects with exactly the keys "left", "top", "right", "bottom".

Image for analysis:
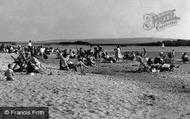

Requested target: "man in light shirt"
[
  {"left": 28, "top": 40, "right": 32, "bottom": 47},
  {"left": 28, "top": 40, "right": 33, "bottom": 53}
]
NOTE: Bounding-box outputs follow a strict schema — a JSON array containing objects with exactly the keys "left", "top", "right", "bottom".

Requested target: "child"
[{"left": 4, "top": 64, "right": 15, "bottom": 81}]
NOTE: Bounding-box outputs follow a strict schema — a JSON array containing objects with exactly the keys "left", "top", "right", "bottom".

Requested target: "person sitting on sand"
[
  {"left": 182, "top": 52, "right": 188, "bottom": 63},
  {"left": 159, "top": 52, "right": 166, "bottom": 60},
  {"left": 101, "top": 51, "right": 116, "bottom": 63},
  {"left": 77, "top": 48, "right": 85, "bottom": 59},
  {"left": 57, "top": 51, "right": 87, "bottom": 71},
  {"left": 57, "top": 51, "right": 77, "bottom": 71},
  {"left": 131, "top": 51, "right": 136, "bottom": 61},
  {"left": 68, "top": 60, "right": 88, "bottom": 71},
  {"left": 4, "top": 64, "right": 15, "bottom": 81},
  {"left": 85, "top": 55, "right": 96, "bottom": 66},
  {"left": 69, "top": 50, "right": 76, "bottom": 59},
  {"left": 146, "top": 56, "right": 175, "bottom": 72},
  {"left": 147, "top": 57, "right": 154, "bottom": 66},
  {"left": 57, "top": 51, "right": 70, "bottom": 70},
  {"left": 154, "top": 57, "right": 164, "bottom": 64}
]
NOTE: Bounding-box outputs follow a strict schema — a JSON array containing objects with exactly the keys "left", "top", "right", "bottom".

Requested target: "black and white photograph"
[{"left": 0, "top": 0, "right": 189, "bottom": 119}]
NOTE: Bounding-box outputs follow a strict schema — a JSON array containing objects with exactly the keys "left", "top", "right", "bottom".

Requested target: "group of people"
[
  {"left": 0, "top": 43, "right": 16, "bottom": 53},
  {"left": 56, "top": 45, "right": 117, "bottom": 71},
  {"left": 56, "top": 45, "right": 124, "bottom": 72},
  {"left": 124, "top": 48, "right": 147, "bottom": 61},
  {"left": 137, "top": 50, "right": 178, "bottom": 72},
  {"left": 2, "top": 40, "right": 190, "bottom": 80},
  {"left": 4, "top": 41, "right": 46, "bottom": 80},
  {"left": 3, "top": 43, "right": 126, "bottom": 81}
]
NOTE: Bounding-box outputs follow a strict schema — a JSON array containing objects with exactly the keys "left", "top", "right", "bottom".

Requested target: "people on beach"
[
  {"left": 4, "top": 64, "right": 15, "bottom": 81},
  {"left": 182, "top": 52, "right": 188, "bottom": 63},
  {"left": 28, "top": 40, "right": 32, "bottom": 47},
  {"left": 171, "top": 49, "right": 175, "bottom": 63},
  {"left": 28, "top": 40, "right": 33, "bottom": 52},
  {"left": 1, "top": 41, "right": 179, "bottom": 75},
  {"left": 114, "top": 45, "right": 122, "bottom": 62},
  {"left": 159, "top": 52, "right": 166, "bottom": 59},
  {"left": 69, "top": 50, "right": 76, "bottom": 59},
  {"left": 135, "top": 48, "right": 176, "bottom": 73},
  {"left": 136, "top": 54, "right": 150, "bottom": 72},
  {"left": 57, "top": 51, "right": 70, "bottom": 70},
  {"left": 9, "top": 45, "right": 46, "bottom": 74},
  {"left": 57, "top": 50, "right": 88, "bottom": 71},
  {"left": 26, "top": 55, "right": 42, "bottom": 73},
  {"left": 143, "top": 48, "right": 147, "bottom": 58},
  {"left": 101, "top": 51, "right": 116, "bottom": 63},
  {"left": 168, "top": 50, "right": 175, "bottom": 64},
  {"left": 0, "top": 43, "right": 5, "bottom": 52}
]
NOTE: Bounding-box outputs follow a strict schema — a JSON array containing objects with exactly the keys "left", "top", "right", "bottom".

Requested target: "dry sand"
[{"left": 0, "top": 53, "right": 190, "bottom": 119}]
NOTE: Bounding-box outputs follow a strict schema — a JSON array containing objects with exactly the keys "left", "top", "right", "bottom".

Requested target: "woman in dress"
[{"left": 115, "top": 45, "right": 122, "bottom": 62}]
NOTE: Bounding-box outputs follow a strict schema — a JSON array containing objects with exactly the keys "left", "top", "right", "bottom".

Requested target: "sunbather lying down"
[
  {"left": 101, "top": 55, "right": 116, "bottom": 63},
  {"left": 100, "top": 52, "right": 116, "bottom": 63},
  {"left": 136, "top": 55, "right": 176, "bottom": 72},
  {"left": 150, "top": 63, "right": 175, "bottom": 72},
  {"left": 60, "top": 60, "right": 87, "bottom": 71}
]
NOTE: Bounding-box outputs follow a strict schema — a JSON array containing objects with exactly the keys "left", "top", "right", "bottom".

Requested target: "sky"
[{"left": 0, "top": 0, "right": 189, "bottom": 41}]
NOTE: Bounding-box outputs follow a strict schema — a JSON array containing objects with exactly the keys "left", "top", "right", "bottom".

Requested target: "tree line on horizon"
[
  {"left": 1, "top": 39, "right": 190, "bottom": 47},
  {"left": 69, "top": 39, "right": 190, "bottom": 47},
  {"left": 137, "top": 39, "right": 190, "bottom": 47}
]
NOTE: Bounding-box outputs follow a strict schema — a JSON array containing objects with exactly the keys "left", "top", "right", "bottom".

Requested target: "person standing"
[
  {"left": 115, "top": 45, "right": 122, "bottom": 62},
  {"left": 168, "top": 49, "right": 175, "bottom": 64},
  {"left": 28, "top": 40, "right": 32, "bottom": 47},
  {"left": 28, "top": 40, "right": 32, "bottom": 53},
  {"left": 171, "top": 49, "right": 175, "bottom": 64}
]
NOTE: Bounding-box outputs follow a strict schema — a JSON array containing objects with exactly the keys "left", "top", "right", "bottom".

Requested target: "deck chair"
[
  {"left": 11, "top": 55, "right": 27, "bottom": 72},
  {"left": 137, "top": 56, "right": 151, "bottom": 72}
]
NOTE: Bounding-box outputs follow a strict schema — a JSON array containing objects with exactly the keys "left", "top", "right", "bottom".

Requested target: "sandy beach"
[{"left": 0, "top": 53, "right": 190, "bottom": 119}]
